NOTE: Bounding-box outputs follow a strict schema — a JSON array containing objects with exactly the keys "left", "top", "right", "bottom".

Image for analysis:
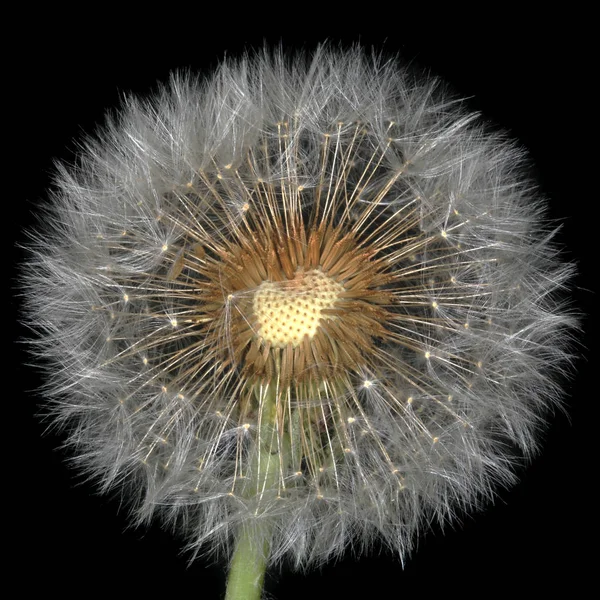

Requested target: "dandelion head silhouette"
[{"left": 24, "top": 46, "right": 575, "bottom": 573}]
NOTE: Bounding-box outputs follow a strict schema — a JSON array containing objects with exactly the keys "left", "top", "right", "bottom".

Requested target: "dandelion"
[{"left": 23, "top": 46, "right": 576, "bottom": 598}]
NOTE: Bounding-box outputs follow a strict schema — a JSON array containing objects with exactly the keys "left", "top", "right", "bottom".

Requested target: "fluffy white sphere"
[{"left": 24, "top": 46, "right": 576, "bottom": 568}]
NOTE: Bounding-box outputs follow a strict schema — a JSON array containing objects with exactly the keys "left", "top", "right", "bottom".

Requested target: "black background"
[{"left": 10, "top": 13, "right": 593, "bottom": 598}]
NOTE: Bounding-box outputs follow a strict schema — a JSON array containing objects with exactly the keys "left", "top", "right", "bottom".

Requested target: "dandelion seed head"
[{"left": 22, "top": 45, "right": 577, "bottom": 569}]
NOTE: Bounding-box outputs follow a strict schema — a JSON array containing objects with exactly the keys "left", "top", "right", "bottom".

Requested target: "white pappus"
[{"left": 23, "top": 45, "right": 577, "bottom": 575}]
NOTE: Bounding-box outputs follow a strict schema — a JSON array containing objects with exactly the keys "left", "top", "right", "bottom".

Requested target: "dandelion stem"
[
  {"left": 225, "top": 381, "right": 280, "bottom": 600},
  {"left": 225, "top": 523, "right": 270, "bottom": 600}
]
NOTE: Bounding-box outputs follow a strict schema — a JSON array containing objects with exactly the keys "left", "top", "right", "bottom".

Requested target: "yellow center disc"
[{"left": 253, "top": 269, "right": 343, "bottom": 348}]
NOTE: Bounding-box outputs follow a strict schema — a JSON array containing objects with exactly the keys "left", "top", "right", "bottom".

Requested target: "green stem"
[
  {"left": 225, "top": 523, "right": 270, "bottom": 600},
  {"left": 225, "top": 383, "right": 281, "bottom": 600}
]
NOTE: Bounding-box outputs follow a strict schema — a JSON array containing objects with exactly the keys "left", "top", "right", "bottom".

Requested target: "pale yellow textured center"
[{"left": 253, "top": 269, "right": 343, "bottom": 348}]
